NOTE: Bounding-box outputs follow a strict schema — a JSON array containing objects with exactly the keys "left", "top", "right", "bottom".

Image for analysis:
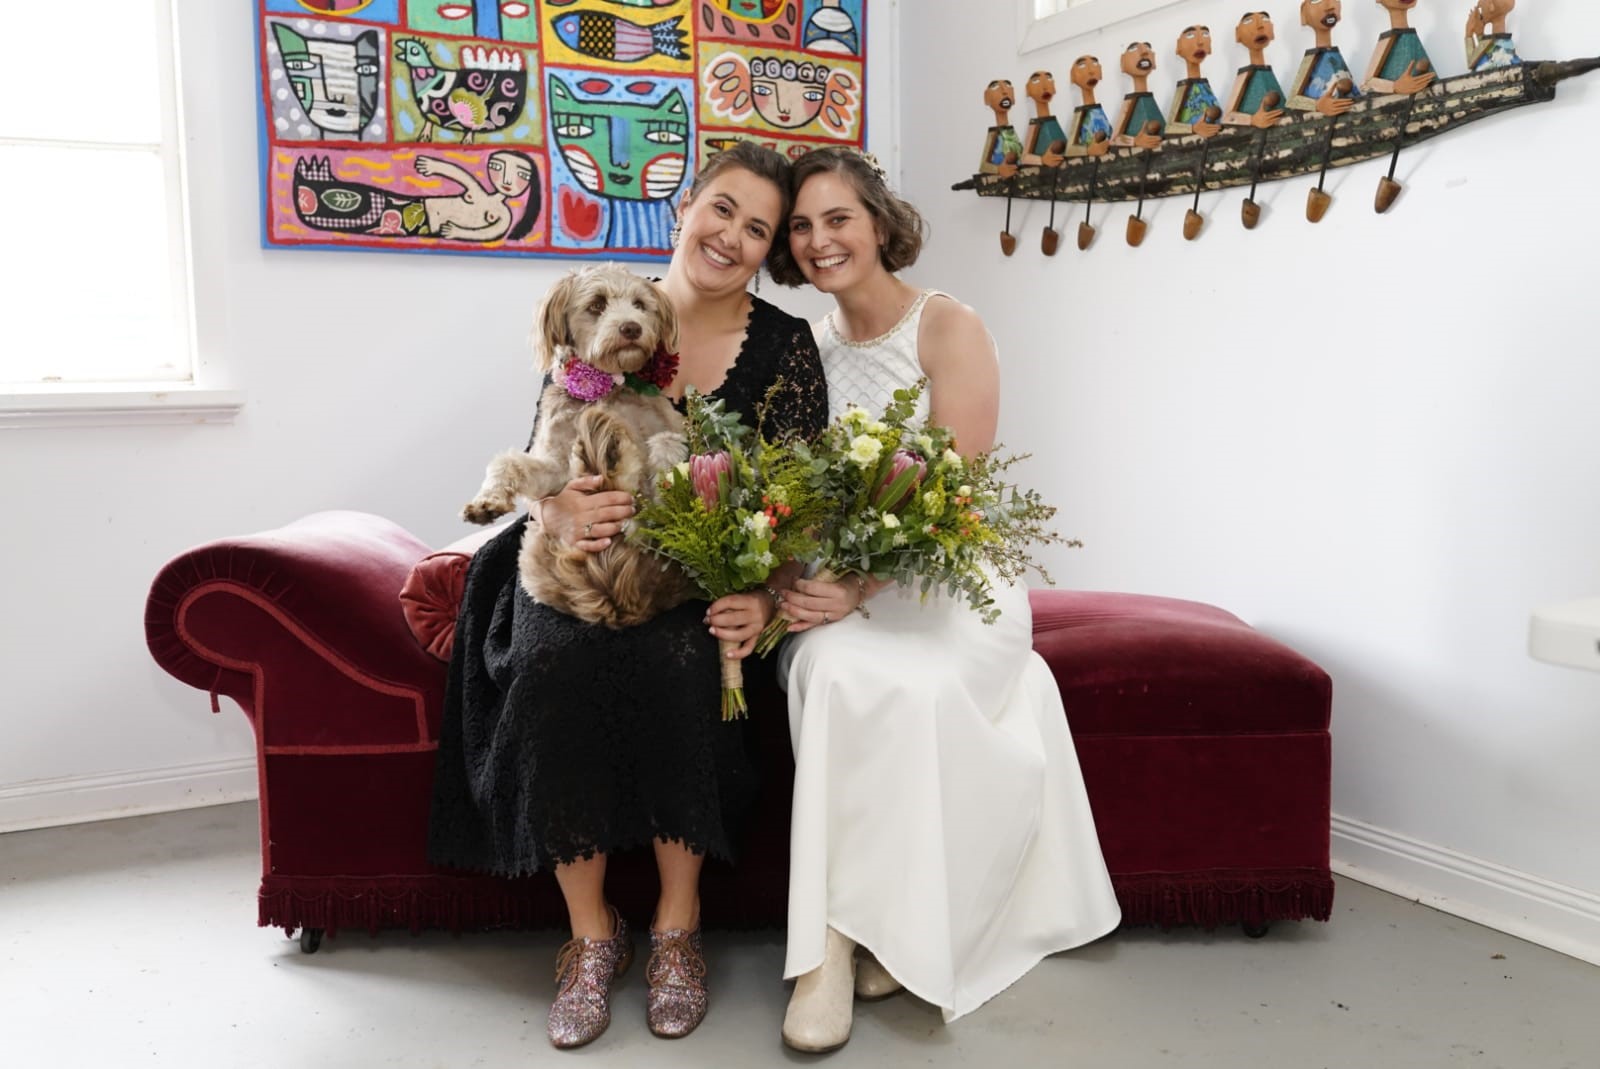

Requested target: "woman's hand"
[
  {"left": 781, "top": 574, "right": 875, "bottom": 634},
  {"left": 707, "top": 591, "right": 777, "bottom": 659},
  {"left": 537, "top": 475, "right": 635, "bottom": 554}
]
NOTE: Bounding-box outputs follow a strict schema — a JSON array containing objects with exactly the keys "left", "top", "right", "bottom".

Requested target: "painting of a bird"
[{"left": 394, "top": 38, "right": 529, "bottom": 143}]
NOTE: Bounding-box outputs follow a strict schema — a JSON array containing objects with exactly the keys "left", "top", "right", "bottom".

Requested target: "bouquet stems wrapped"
[
  {"left": 754, "top": 379, "right": 1076, "bottom": 655},
  {"left": 632, "top": 387, "right": 827, "bottom": 719}
]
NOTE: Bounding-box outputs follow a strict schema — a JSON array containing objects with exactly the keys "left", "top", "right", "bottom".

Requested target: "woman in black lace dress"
[{"left": 428, "top": 142, "right": 827, "bottom": 1049}]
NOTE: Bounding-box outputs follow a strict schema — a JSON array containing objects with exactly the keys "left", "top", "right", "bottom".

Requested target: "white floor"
[{"left": 3, "top": 803, "right": 1597, "bottom": 1068}]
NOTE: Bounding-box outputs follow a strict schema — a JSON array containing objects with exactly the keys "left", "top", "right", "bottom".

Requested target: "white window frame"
[
  {"left": 1020, "top": 0, "right": 1190, "bottom": 55},
  {"left": 0, "top": 0, "right": 241, "bottom": 429}
]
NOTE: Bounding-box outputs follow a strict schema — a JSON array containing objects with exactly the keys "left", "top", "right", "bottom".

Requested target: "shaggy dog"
[{"left": 462, "top": 264, "right": 693, "bottom": 628}]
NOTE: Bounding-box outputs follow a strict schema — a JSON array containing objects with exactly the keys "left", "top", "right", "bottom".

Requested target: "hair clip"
[{"left": 856, "top": 149, "right": 888, "bottom": 184}]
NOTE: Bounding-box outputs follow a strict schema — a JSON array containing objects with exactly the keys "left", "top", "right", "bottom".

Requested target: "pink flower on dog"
[{"left": 562, "top": 358, "right": 621, "bottom": 403}]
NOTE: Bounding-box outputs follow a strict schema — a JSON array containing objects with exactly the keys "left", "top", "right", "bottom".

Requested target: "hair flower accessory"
[{"left": 856, "top": 149, "right": 888, "bottom": 184}]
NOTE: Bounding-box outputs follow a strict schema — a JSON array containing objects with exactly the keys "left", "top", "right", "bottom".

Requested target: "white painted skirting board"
[
  {"left": 0, "top": 758, "right": 257, "bottom": 834},
  {"left": 1332, "top": 813, "right": 1600, "bottom": 969}
]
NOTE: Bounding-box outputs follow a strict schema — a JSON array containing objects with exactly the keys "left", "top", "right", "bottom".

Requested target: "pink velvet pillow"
[{"left": 399, "top": 523, "right": 510, "bottom": 661}]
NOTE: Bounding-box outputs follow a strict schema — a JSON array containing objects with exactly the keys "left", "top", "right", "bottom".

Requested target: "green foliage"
[{"left": 632, "top": 385, "right": 828, "bottom": 600}]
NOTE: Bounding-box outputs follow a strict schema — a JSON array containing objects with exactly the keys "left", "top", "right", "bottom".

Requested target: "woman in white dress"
[{"left": 765, "top": 147, "right": 1122, "bottom": 1051}]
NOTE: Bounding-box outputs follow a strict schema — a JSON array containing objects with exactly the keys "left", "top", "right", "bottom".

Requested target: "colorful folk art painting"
[{"left": 256, "top": 0, "right": 867, "bottom": 260}]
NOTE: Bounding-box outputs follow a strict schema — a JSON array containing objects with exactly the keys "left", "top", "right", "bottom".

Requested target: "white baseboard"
[
  {"left": 0, "top": 757, "right": 258, "bottom": 834},
  {"left": 1332, "top": 813, "right": 1600, "bottom": 968}
]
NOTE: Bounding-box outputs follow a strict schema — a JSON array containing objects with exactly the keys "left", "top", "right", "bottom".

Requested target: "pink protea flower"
[
  {"left": 562, "top": 358, "right": 620, "bottom": 402},
  {"left": 690, "top": 452, "right": 731, "bottom": 509},
  {"left": 872, "top": 450, "right": 927, "bottom": 512}
]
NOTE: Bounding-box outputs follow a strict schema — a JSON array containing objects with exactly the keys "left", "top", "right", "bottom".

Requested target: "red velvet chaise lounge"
[{"left": 145, "top": 511, "right": 1333, "bottom": 950}]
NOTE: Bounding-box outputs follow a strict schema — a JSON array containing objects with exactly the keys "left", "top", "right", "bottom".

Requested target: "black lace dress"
[{"left": 428, "top": 296, "right": 828, "bottom": 876}]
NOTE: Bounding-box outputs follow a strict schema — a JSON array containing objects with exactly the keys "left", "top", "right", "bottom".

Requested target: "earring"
[
  {"left": 670, "top": 218, "right": 682, "bottom": 248},
  {"left": 752, "top": 270, "right": 763, "bottom": 294}
]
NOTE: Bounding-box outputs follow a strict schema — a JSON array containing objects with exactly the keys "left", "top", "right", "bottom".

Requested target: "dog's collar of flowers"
[{"left": 559, "top": 345, "right": 680, "bottom": 403}]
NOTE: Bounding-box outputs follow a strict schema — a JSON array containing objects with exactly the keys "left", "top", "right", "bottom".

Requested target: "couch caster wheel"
[
  {"left": 1242, "top": 921, "right": 1271, "bottom": 939},
  {"left": 299, "top": 927, "right": 324, "bottom": 954}
]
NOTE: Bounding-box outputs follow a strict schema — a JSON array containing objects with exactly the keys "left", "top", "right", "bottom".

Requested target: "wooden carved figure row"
[{"left": 975, "top": 1, "right": 1543, "bottom": 256}]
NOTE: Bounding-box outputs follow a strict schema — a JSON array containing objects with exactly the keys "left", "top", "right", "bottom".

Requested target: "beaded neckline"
[{"left": 824, "top": 289, "right": 933, "bottom": 350}]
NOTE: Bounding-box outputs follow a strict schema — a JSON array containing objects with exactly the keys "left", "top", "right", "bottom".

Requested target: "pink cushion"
[{"left": 399, "top": 523, "right": 511, "bottom": 661}]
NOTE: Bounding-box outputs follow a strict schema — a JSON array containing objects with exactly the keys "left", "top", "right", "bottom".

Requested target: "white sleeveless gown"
[{"left": 778, "top": 291, "right": 1121, "bottom": 1022}]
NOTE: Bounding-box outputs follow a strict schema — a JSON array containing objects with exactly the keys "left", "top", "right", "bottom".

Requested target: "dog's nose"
[{"left": 620, "top": 322, "right": 642, "bottom": 341}]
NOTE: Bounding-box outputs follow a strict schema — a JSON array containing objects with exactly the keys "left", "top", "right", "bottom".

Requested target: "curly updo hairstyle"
[{"left": 768, "top": 147, "right": 927, "bottom": 287}]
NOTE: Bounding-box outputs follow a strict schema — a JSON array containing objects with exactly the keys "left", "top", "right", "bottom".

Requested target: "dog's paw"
[{"left": 461, "top": 496, "right": 512, "bottom": 525}]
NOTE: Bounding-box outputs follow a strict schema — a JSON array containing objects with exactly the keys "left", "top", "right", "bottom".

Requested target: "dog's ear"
[
  {"left": 652, "top": 281, "right": 680, "bottom": 354},
  {"left": 531, "top": 270, "right": 581, "bottom": 371}
]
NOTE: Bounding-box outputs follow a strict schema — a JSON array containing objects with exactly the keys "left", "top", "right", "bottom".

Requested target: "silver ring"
[{"left": 583, "top": 522, "right": 593, "bottom": 536}]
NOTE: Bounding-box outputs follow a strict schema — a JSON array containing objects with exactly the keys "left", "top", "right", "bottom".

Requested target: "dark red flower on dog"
[{"left": 639, "top": 345, "right": 680, "bottom": 390}]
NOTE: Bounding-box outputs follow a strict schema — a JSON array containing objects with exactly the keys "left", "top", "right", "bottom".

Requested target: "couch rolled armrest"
[{"left": 145, "top": 511, "right": 448, "bottom": 749}]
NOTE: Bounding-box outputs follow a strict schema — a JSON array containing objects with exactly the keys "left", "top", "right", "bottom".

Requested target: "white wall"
[
  {"left": 7, "top": 0, "right": 1599, "bottom": 965},
  {"left": 0, "top": 0, "right": 894, "bottom": 830},
  {"left": 897, "top": 0, "right": 1600, "bottom": 960}
]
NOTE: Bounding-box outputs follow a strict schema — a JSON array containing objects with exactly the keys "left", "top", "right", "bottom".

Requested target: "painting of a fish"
[
  {"left": 551, "top": 11, "right": 689, "bottom": 63},
  {"left": 548, "top": 0, "right": 676, "bottom": 7}
]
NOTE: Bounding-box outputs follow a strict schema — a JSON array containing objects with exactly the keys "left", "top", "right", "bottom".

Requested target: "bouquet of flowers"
[
  {"left": 753, "top": 379, "right": 1075, "bottom": 654},
  {"left": 632, "top": 387, "right": 828, "bottom": 719}
]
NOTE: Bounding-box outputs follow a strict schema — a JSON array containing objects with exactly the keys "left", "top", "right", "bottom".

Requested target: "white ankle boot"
[
  {"left": 782, "top": 927, "right": 857, "bottom": 1053},
  {"left": 853, "top": 949, "right": 904, "bottom": 1001}
]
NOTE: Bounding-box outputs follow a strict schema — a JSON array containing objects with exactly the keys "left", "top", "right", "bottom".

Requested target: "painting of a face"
[
  {"left": 549, "top": 77, "right": 689, "bottom": 202},
  {"left": 713, "top": 0, "right": 784, "bottom": 19},
  {"left": 272, "top": 24, "right": 381, "bottom": 137},
  {"left": 406, "top": 1, "right": 538, "bottom": 44},
  {"left": 748, "top": 56, "right": 828, "bottom": 129},
  {"left": 487, "top": 152, "right": 534, "bottom": 197}
]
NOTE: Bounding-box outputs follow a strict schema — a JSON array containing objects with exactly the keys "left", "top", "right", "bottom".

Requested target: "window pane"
[
  {"left": 2, "top": 0, "right": 164, "bottom": 143},
  {"left": 0, "top": 145, "right": 186, "bottom": 384}
]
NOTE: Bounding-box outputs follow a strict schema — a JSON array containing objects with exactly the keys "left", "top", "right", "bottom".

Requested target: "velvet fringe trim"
[
  {"left": 1112, "top": 868, "right": 1335, "bottom": 929},
  {"left": 261, "top": 868, "right": 1335, "bottom": 939},
  {"left": 259, "top": 876, "right": 560, "bottom": 938}
]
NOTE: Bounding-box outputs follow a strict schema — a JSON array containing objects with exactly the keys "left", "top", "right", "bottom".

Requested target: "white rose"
[
  {"left": 957, "top": 485, "right": 973, "bottom": 497},
  {"left": 881, "top": 513, "right": 900, "bottom": 529},
  {"left": 943, "top": 449, "right": 963, "bottom": 469},
  {"left": 848, "top": 434, "right": 883, "bottom": 468},
  {"left": 866, "top": 420, "right": 888, "bottom": 435}
]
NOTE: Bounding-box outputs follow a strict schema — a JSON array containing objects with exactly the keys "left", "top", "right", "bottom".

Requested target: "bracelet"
[
  {"left": 764, "top": 585, "right": 786, "bottom": 609},
  {"left": 852, "top": 574, "right": 868, "bottom": 610}
]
